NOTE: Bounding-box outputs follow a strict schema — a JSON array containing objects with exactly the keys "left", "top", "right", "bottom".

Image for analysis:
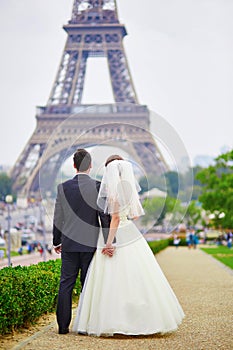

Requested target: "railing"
[{"left": 36, "top": 104, "right": 148, "bottom": 116}]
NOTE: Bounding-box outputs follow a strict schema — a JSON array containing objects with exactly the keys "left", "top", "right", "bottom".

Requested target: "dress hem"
[{"left": 74, "top": 321, "right": 184, "bottom": 337}]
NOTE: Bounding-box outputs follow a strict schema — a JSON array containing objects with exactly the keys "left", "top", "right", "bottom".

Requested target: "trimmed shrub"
[
  {"left": 148, "top": 239, "right": 169, "bottom": 254},
  {"left": 168, "top": 237, "right": 187, "bottom": 246},
  {"left": 0, "top": 259, "right": 81, "bottom": 335}
]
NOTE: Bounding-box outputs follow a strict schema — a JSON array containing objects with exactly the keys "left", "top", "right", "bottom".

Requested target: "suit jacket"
[{"left": 52, "top": 174, "right": 111, "bottom": 252}]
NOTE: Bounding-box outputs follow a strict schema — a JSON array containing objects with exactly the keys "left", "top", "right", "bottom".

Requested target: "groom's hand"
[{"left": 54, "top": 245, "right": 62, "bottom": 254}]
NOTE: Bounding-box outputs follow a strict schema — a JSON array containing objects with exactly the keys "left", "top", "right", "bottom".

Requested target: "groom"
[{"left": 53, "top": 148, "right": 112, "bottom": 334}]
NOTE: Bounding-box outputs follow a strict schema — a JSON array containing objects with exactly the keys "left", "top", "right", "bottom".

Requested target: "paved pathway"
[
  {"left": 2, "top": 247, "right": 233, "bottom": 350},
  {"left": 0, "top": 251, "right": 58, "bottom": 269}
]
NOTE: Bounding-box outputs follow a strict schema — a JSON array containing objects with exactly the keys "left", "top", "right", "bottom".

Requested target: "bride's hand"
[{"left": 102, "top": 244, "right": 115, "bottom": 257}]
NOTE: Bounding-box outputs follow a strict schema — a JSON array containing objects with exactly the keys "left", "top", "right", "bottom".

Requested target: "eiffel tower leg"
[
  {"left": 133, "top": 141, "right": 167, "bottom": 175},
  {"left": 36, "top": 150, "right": 71, "bottom": 195},
  {"left": 48, "top": 50, "right": 81, "bottom": 105},
  {"left": 69, "top": 51, "right": 88, "bottom": 104},
  {"left": 48, "top": 48, "right": 88, "bottom": 105},
  {"left": 11, "top": 142, "right": 46, "bottom": 193},
  {"left": 115, "top": 122, "right": 167, "bottom": 175},
  {"left": 11, "top": 144, "right": 33, "bottom": 185},
  {"left": 107, "top": 49, "right": 138, "bottom": 103}
]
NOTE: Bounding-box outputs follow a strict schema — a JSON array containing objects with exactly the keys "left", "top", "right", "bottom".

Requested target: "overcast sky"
[{"left": 0, "top": 0, "right": 232, "bottom": 167}]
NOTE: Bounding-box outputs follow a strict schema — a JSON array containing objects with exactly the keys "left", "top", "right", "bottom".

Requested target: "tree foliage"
[
  {"left": 142, "top": 197, "right": 166, "bottom": 225},
  {"left": 184, "top": 200, "right": 202, "bottom": 227},
  {"left": 165, "top": 171, "right": 179, "bottom": 197},
  {"left": 139, "top": 166, "right": 203, "bottom": 201},
  {"left": 196, "top": 150, "right": 233, "bottom": 228},
  {"left": 0, "top": 172, "right": 12, "bottom": 201},
  {"left": 142, "top": 196, "right": 184, "bottom": 228}
]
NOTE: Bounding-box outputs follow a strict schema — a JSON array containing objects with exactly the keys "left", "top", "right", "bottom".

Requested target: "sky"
[{"left": 0, "top": 0, "right": 232, "bottom": 168}]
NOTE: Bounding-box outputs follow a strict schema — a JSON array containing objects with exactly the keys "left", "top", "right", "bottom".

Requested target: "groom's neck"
[{"left": 76, "top": 168, "right": 91, "bottom": 175}]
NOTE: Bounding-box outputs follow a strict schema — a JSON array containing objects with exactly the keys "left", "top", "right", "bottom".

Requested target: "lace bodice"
[{"left": 119, "top": 210, "right": 129, "bottom": 225}]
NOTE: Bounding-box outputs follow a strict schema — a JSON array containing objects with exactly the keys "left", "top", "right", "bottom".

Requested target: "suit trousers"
[{"left": 56, "top": 251, "right": 95, "bottom": 330}]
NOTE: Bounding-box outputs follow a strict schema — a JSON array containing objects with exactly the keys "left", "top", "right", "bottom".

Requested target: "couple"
[{"left": 53, "top": 149, "right": 184, "bottom": 336}]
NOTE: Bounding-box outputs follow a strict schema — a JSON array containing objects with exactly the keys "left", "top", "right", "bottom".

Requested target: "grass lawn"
[{"left": 201, "top": 246, "right": 233, "bottom": 270}]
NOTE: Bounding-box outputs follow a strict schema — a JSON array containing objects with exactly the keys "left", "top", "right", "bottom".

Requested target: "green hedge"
[
  {"left": 168, "top": 237, "right": 187, "bottom": 246},
  {"left": 148, "top": 237, "right": 189, "bottom": 253},
  {"left": 0, "top": 259, "right": 81, "bottom": 335},
  {"left": 148, "top": 239, "right": 169, "bottom": 254}
]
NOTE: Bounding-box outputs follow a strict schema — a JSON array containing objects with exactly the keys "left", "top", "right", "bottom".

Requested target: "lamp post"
[
  {"left": 5, "top": 194, "right": 13, "bottom": 267},
  {"left": 39, "top": 201, "right": 46, "bottom": 262}
]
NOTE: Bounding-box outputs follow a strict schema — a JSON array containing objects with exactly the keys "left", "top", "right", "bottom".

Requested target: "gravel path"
[{"left": 2, "top": 247, "right": 233, "bottom": 350}]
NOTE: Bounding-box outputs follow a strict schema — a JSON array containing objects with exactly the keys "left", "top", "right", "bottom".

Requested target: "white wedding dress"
[{"left": 72, "top": 213, "right": 184, "bottom": 336}]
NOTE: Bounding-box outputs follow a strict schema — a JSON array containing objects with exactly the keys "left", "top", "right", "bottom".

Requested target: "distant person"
[
  {"left": 193, "top": 232, "right": 199, "bottom": 249},
  {"left": 27, "top": 243, "right": 32, "bottom": 254},
  {"left": 18, "top": 247, "right": 23, "bottom": 255},
  {"left": 38, "top": 244, "right": 44, "bottom": 256},
  {"left": 227, "top": 232, "right": 232, "bottom": 249},
  {"left": 45, "top": 244, "right": 52, "bottom": 255},
  {"left": 203, "top": 227, "right": 208, "bottom": 244},
  {"left": 0, "top": 250, "right": 4, "bottom": 260},
  {"left": 187, "top": 229, "right": 195, "bottom": 249},
  {"left": 173, "top": 234, "right": 181, "bottom": 248}
]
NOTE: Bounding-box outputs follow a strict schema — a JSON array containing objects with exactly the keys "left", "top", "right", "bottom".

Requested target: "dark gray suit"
[{"left": 53, "top": 174, "right": 110, "bottom": 332}]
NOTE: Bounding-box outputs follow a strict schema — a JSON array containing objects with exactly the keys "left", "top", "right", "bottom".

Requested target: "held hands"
[
  {"left": 102, "top": 243, "right": 115, "bottom": 257},
  {"left": 54, "top": 243, "right": 114, "bottom": 257}
]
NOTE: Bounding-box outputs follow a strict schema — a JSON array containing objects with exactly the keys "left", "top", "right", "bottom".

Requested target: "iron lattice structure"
[{"left": 11, "top": 0, "right": 167, "bottom": 197}]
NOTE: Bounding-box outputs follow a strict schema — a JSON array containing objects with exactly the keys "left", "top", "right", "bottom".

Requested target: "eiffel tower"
[{"left": 11, "top": 0, "right": 167, "bottom": 198}]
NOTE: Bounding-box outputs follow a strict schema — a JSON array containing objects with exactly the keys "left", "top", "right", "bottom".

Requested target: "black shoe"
[{"left": 58, "top": 328, "right": 69, "bottom": 334}]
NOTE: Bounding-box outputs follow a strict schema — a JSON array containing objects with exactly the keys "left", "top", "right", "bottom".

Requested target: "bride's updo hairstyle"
[{"left": 105, "top": 155, "right": 123, "bottom": 167}]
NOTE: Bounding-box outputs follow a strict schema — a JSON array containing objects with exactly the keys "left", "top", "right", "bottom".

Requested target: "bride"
[{"left": 72, "top": 155, "right": 184, "bottom": 336}]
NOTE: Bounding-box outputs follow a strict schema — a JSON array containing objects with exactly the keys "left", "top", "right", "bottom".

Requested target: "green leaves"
[
  {"left": 142, "top": 195, "right": 185, "bottom": 228},
  {"left": 196, "top": 149, "right": 233, "bottom": 228},
  {"left": 148, "top": 239, "right": 169, "bottom": 254},
  {"left": 142, "top": 197, "right": 166, "bottom": 225},
  {"left": 0, "top": 260, "right": 81, "bottom": 335},
  {"left": 185, "top": 200, "right": 202, "bottom": 227},
  {"left": 0, "top": 172, "right": 13, "bottom": 200}
]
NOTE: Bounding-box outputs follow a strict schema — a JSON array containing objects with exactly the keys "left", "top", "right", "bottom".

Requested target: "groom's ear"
[{"left": 73, "top": 162, "right": 77, "bottom": 170}]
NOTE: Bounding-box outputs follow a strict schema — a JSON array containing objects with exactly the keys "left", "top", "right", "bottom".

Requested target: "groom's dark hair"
[{"left": 73, "top": 149, "right": 92, "bottom": 171}]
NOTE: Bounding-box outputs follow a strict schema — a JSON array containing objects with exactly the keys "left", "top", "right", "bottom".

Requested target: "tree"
[
  {"left": 142, "top": 196, "right": 184, "bottom": 229},
  {"left": 142, "top": 197, "right": 166, "bottom": 226},
  {"left": 164, "top": 196, "right": 185, "bottom": 228},
  {"left": 179, "top": 166, "right": 204, "bottom": 201},
  {"left": 184, "top": 200, "right": 202, "bottom": 227},
  {"left": 196, "top": 150, "right": 233, "bottom": 228},
  {"left": 0, "top": 172, "right": 12, "bottom": 201},
  {"left": 165, "top": 171, "right": 179, "bottom": 197}
]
